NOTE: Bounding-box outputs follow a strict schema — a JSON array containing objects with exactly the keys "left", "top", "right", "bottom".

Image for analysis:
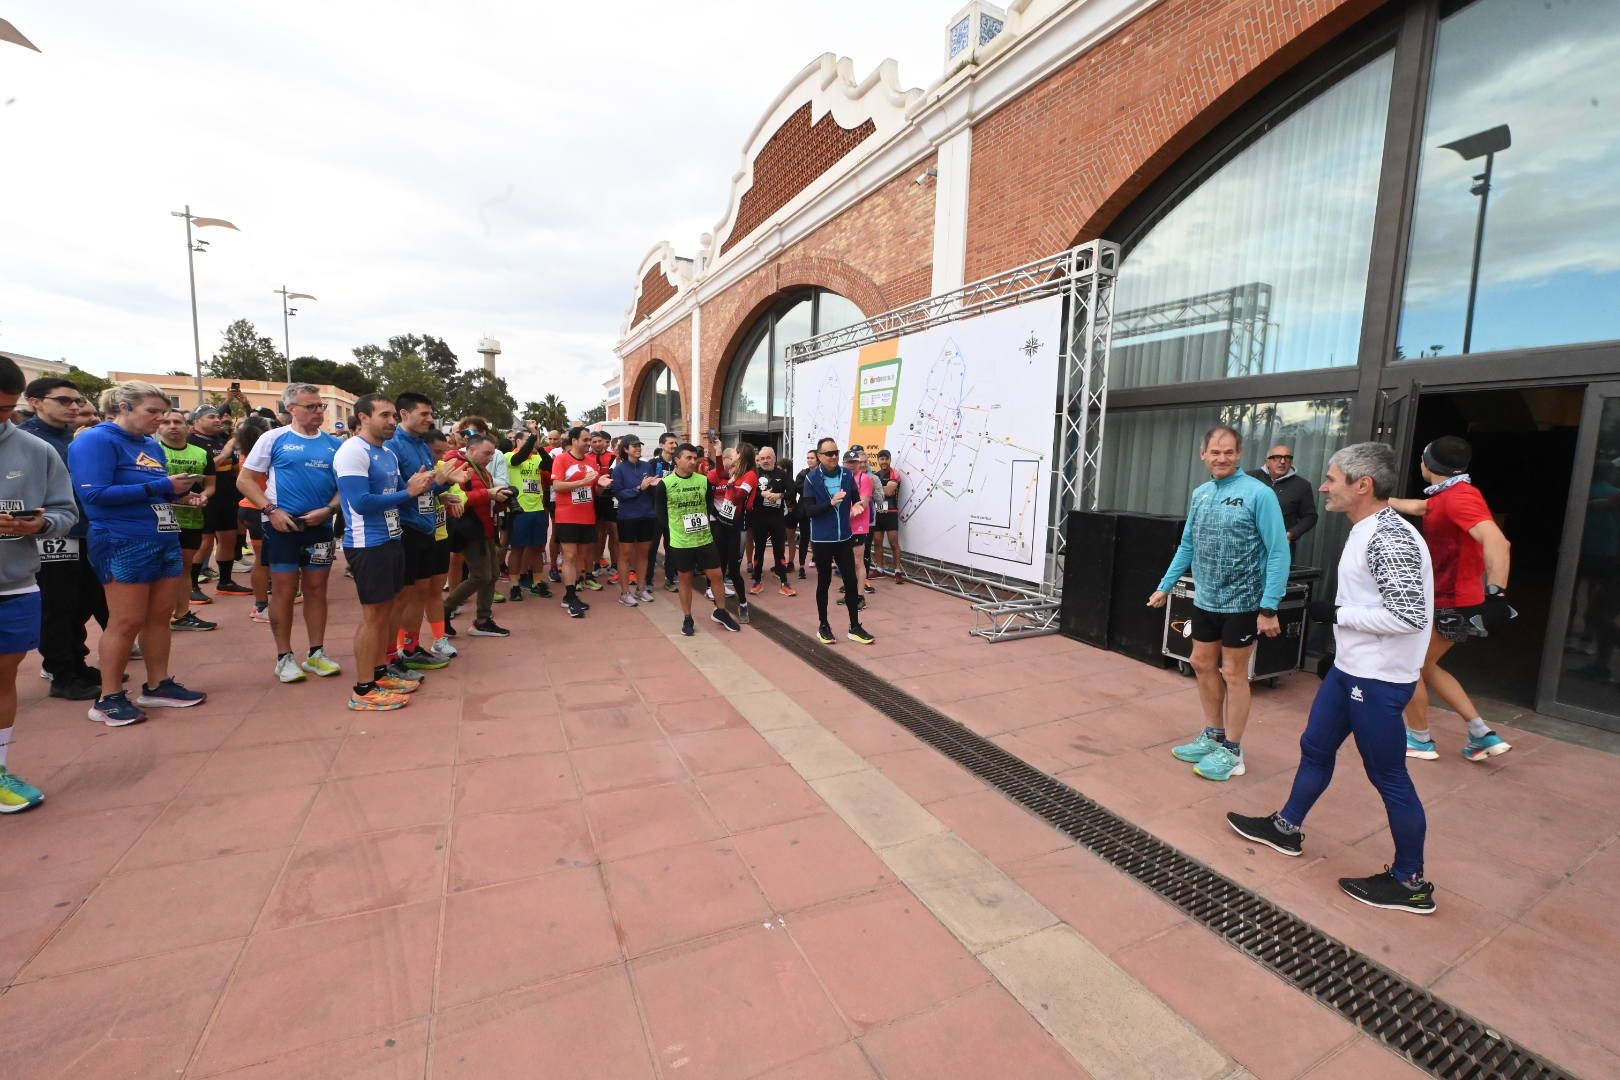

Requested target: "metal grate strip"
[{"left": 744, "top": 605, "right": 1576, "bottom": 1080}]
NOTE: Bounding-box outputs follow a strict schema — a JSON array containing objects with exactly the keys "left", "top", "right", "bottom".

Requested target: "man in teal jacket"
[{"left": 1148, "top": 424, "right": 1290, "bottom": 781}]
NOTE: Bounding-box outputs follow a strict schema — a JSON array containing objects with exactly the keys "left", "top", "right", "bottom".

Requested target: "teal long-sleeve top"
[{"left": 1157, "top": 471, "right": 1291, "bottom": 613}]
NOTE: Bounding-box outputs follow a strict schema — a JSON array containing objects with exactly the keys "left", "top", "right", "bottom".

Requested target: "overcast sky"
[{"left": 0, "top": 1, "right": 944, "bottom": 412}]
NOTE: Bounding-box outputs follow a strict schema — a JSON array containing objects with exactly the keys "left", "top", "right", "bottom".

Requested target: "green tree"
[
  {"left": 523, "top": 393, "right": 568, "bottom": 432},
  {"left": 447, "top": 369, "right": 518, "bottom": 428},
  {"left": 379, "top": 350, "right": 446, "bottom": 403},
  {"left": 206, "top": 318, "right": 282, "bottom": 381},
  {"left": 65, "top": 365, "right": 111, "bottom": 400},
  {"left": 581, "top": 401, "right": 606, "bottom": 424}
]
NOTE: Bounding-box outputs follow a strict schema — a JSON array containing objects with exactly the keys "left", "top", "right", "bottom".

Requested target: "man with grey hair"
[{"left": 1228, "top": 441, "right": 1439, "bottom": 915}]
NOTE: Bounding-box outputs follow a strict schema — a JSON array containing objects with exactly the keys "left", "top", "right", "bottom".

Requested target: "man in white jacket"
[{"left": 1226, "top": 442, "right": 1438, "bottom": 915}]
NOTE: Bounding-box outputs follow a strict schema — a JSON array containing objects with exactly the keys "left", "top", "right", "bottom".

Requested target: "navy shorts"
[
  {"left": 511, "top": 510, "right": 549, "bottom": 549},
  {"left": 0, "top": 591, "right": 42, "bottom": 654},
  {"left": 261, "top": 520, "right": 337, "bottom": 574},
  {"left": 89, "top": 531, "right": 185, "bottom": 586},
  {"left": 238, "top": 505, "right": 264, "bottom": 542},
  {"left": 346, "top": 540, "right": 404, "bottom": 606}
]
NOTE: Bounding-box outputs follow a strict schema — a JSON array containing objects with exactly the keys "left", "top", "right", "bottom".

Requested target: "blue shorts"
[
  {"left": 89, "top": 531, "right": 185, "bottom": 586},
  {"left": 261, "top": 521, "right": 337, "bottom": 574},
  {"left": 510, "top": 510, "right": 549, "bottom": 549},
  {"left": 0, "top": 591, "right": 42, "bottom": 654}
]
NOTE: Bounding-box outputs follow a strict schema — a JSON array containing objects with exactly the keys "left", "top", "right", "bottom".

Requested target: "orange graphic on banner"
[{"left": 847, "top": 338, "right": 901, "bottom": 454}]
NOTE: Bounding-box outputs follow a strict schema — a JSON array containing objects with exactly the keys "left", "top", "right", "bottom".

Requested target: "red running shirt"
[
  {"left": 551, "top": 450, "right": 599, "bottom": 526},
  {"left": 1423, "top": 482, "right": 1492, "bottom": 607}
]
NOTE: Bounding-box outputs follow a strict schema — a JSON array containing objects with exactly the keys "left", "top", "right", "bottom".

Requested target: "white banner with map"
[{"left": 789, "top": 295, "right": 1062, "bottom": 585}]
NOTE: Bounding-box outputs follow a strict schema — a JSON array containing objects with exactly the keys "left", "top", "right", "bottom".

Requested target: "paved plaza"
[{"left": 4, "top": 572, "right": 1617, "bottom": 1079}]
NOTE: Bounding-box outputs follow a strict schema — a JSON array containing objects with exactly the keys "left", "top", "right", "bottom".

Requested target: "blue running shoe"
[
  {"left": 1194, "top": 745, "right": 1245, "bottom": 781},
  {"left": 135, "top": 678, "right": 207, "bottom": 709},
  {"left": 0, "top": 765, "right": 45, "bottom": 813},
  {"left": 1405, "top": 732, "right": 1439, "bottom": 760},
  {"left": 1461, "top": 731, "right": 1511, "bottom": 762},
  {"left": 89, "top": 691, "right": 147, "bottom": 727},
  {"left": 1172, "top": 728, "right": 1223, "bottom": 763}
]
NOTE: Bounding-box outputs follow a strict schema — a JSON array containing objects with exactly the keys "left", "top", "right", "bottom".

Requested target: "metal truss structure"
[
  {"left": 785, "top": 240, "right": 1119, "bottom": 641},
  {"left": 1112, "top": 282, "right": 1273, "bottom": 380}
]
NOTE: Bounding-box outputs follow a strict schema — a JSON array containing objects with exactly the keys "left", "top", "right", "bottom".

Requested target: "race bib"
[
  {"left": 717, "top": 499, "right": 736, "bottom": 521},
  {"left": 152, "top": 504, "right": 180, "bottom": 532},
  {"left": 570, "top": 487, "right": 592, "bottom": 505},
  {"left": 0, "top": 500, "right": 22, "bottom": 542},
  {"left": 416, "top": 493, "right": 436, "bottom": 517},
  {"left": 38, "top": 537, "right": 79, "bottom": 562},
  {"left": 434, "top": 504, "right": 447, "bottom": 530},
  {"left": 384, "top": 508, "right": 402, "bottom": 538},
  {"left": 308, "top": 540, "right": 336, "bottom": 566},
  {"left": 682, "top": 511, "right": 709, "bottom": 534},
  {"left": 523, "top": 479, "right": 542, "bottom": 495}
]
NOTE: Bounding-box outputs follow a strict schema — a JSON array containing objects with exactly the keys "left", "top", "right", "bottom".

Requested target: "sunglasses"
[{"left": 818, "top": 449, "right": 839, "bottom": 457}]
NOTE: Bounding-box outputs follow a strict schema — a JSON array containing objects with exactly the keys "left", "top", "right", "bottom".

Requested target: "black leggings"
[
  {"left": 797, "top": 515, "right": 810, "bottom": 567},
  {"left": 713, "top": 519, "right": 748, "bottom": 600},
  {"left": 813, "top": 539, "right": 860, "bottom": 628},
  {"left": 750, "top": 515, "right": 787, "bottom": 584}
]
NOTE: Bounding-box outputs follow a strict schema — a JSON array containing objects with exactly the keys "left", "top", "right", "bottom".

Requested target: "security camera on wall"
[{"left": 915, "top": 167, "right": 939, "bottom": 186}]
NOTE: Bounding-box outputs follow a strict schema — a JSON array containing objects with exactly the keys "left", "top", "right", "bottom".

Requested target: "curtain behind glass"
[{"left": 1111, "top": 53, "right": 1393, "bottom": 388}]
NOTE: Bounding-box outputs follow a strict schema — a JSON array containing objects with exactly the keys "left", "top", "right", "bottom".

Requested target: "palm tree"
[{"left": 524, "top": 393, "right": 569, "bottom": 432}]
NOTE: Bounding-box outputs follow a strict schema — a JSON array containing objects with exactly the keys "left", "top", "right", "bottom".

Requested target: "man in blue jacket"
[
  {"left": 1148, "top": 425, "right": 1290, "bottom": 781},
  {"left": 800, "top": 436, "right": 874, "bottom": 646}
]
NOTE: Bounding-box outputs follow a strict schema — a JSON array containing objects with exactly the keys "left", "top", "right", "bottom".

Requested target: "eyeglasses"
[
  {"left": 42, "top": 395, "right": 89, "bottom": 407},
  {"left": 1267, "top": 454, "right": 1293, "bottom": 461},
  {"left": 291, "top": 402, "right": 327, "bottom": 411}
]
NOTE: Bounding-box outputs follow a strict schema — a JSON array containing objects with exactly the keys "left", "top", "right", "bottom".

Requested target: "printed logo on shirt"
[
  {"left": 4, "top": 470, "right": 21, "bottom": 480},
  {"left": 1221, "top": 496, "right": 1245, "bottom": 507},
  {"left": 134, "top": 452, "right": 165, "bottom": 470},
  {"left": 1350, "top": 684, "right": 1364, "bottom": 703}
]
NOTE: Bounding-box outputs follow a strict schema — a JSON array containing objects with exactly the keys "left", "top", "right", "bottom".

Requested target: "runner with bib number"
[{"left": 664, "top": 443, "right": 741, "bottom": 636}]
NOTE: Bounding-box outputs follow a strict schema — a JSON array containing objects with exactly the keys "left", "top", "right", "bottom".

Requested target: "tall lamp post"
[
  {"left": 170, "top": 207, "right": 239, "bottom": 405},
  {"left": 1439, "top": 124, "right": 1510, "bottom": 355},
  {"left": 274, "top": 287, "right": 318, "bottom": 382}
]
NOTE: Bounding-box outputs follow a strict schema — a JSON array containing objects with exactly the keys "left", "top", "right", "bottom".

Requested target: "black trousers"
[
  {"left": 796, "top": 515, "right": 810, "bottom": 567},
  {"left": 813, "top": 539, "right": 860, "bottom": 628},
  {"left": 713, "top": 519, "right": 748, "bottom": 600},
  {"left": 37, "top": 552, "right": 109, "bottom": 678},
  {"left": 749, "top": 514, "right": 787, "bottom": 584},
  {"left": 647, "top": 524, "right": 675, "bottom": 586}
]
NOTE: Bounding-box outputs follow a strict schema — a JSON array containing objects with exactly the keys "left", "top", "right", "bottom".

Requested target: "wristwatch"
[{"left": 1258, "top": 607, "right": 1278, "bottom": 617}]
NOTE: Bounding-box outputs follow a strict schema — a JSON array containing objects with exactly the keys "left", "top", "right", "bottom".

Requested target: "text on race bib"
[
  {"left": 523, "top": 479, "right": 542, "bottom": 494},
  {"left": 308, "top": 540, "right": 336, "bottom": 566},
  {"left": 716, "top": 499, "right": 736, "bottom": 521},
  {"left": 152, "top": 504, "right": 180, "bottom": 532},
  {"left": 38, "top": 537, "right": 80, "bottom": 561},
  {"left": 384, "top": 508, "right": 402, "bottom": 538},
  {"left": 417, "top": 494, "right": 436, "bottom": 516},
  {"left": 570, "top": 487, "right": 592, "bottom": 504},
  {"left": 682, "top": 511, "right": 709, "bottom": 534}
]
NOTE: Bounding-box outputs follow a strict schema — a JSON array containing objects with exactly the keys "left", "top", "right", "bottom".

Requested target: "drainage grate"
[{"left": 746, "top": 606, "right": 1575, "bottom": 1080}]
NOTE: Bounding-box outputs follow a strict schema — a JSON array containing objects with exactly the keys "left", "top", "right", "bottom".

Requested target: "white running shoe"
[
  {"left": 431, "top": 636, "right": 458, "bottom": 659},
  {"left": 275, "top": 653, "right": 306, "bottom": 683},
  {"left": 705, "top": 587, "right": 715, "bottom": 601},
  {"left": 618, "top": 593, "right": 640, "bottom": 607},
  {"left": 638, "top": 588, "right": 655, "bottom": 603},
  {"left": 723, "top": 583, "right": 736, "bottom": 597}
]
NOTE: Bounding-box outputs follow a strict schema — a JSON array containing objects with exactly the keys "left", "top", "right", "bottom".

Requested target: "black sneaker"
[
  {"left": 681, "top": 615, "right": 695, "bottom": 636},
  {"left": 817, "top": 624, "right": 836, "bottom": 645},
  {"left": 567, "top": 599, "right": 588, "bottom": 619},
  {"left": 530, "top": 582, "right": 552, "bottom": 598},
  {"left": 189, "top": 588, "right": 212, "bottom": 605},
  {"left": 1338, "top": 868, "right": 1436, "bottom": 915},
  {"left": 50, "top": 675, "right": 102, "bottom": 701},
  {"left": 508, "top": 586, "right": 524, "bottom": 603},
  {"left": 711, "top": 608, "right": 741, "bottom": 632},
  {"left": 548, "top": 568, "right": 562, "bottom": 583},
  {"left": 444, "top": 617, "right": 458, "bottom": 638},
  {"left": 1226, "top": 812, "right": 1303, "bottom": 857},
  {"left": 171, "top": 611, "right": 217, "bottom": 632},
  {"left": 798, "top": 566, "right": 806, "bottom": 580},
  {"left": 847, "top": 625, "right": 875, "bottom": 645},
  {"left": 470, "top": 619, "right": 511, "bottom": 637}
]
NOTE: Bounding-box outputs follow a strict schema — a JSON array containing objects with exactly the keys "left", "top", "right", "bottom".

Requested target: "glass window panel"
[
  {"left": 1557, "top": 395, "right": 1620, "bottom": 718},
  {"left": 1110, "top": 53, "right": 1393, "bottom": 388},
  {"left": 772, "top": 298, "right": 814, "bottom": 420},
  {"left": 726, "top": 331, "right": 770, "bottom": 428},
  {"left": 1397, "top": 0, "right": 1620, "bottom": 358},
  {"left": 636, "top": 364, "right": 661, "bottom": 424},
  {"left": 1100, "top": 398, "right": 1350, "bottom": 578},
  {"left": 815, "top": 291, "right": 865, "bottom": 336},
  {"left": 665, "top": 368, "right": 682, "bottom": 431}
]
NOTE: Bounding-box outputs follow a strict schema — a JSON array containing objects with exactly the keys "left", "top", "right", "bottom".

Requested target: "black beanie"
[{"left": 1422, "top": 436, "right": 1471, "bottom": 476}]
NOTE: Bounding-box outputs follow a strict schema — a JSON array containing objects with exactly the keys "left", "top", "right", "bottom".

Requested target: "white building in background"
[
  {"left": 0, "top": 350, "right": 72, "bottom": 385},
  {"left": 477, "top": 337, "right": 501, "bottom": 375},
  {"left": 604, "top": 373, "right": 622, "bottom": 420}
]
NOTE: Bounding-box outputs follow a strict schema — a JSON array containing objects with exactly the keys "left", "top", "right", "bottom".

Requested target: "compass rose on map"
[{"left": 1020, "top": 333, "right": 1043, "bottom": 359}]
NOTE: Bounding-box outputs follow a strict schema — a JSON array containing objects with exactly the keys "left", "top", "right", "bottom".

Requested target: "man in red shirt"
[
  {"left": 1389, "top": 436, "right": 1514, "bottom": 762},
  {"left": 550, "top": 426, "right": 604, "bottom": 618},
  {"left": 588, "top": 430, "right": 619, "bottom": 584}
]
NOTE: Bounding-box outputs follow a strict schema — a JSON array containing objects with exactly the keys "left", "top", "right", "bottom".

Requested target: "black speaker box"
[
  {"left": 1106, "top": 513, "right": 1186, "bottom": 665},
  {"left": 1060, "top": 511, "right": 1117, "bottom": 647}
]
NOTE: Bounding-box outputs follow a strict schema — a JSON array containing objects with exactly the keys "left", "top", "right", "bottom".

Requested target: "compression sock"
[
  {"left": 217, "top": 558, "right": 235, "bottom": 585},
  {"left": 1207, "top": 727, "right": 1226, "bottom": 743},
  {"left": 429, "top": 620, "right": 446, "bottom": 640},
  {"left": 190, "top": 563, "right": 203, "bottom": 588},
  {"left": 1466, "top": 717, "right": 1490, "bottom": 738}
]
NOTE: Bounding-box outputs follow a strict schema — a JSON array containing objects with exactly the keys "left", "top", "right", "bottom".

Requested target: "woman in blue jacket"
[
  {"left": 611, "top": 435, "right": 659, "bottom": 607},
  {"left": 67, "top": 382, "right": 208, "bottom": 726}
]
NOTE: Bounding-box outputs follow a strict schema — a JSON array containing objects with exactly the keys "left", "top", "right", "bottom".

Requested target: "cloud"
[{"left": 0, "top": 0, "right": 943, "bottom": 412}]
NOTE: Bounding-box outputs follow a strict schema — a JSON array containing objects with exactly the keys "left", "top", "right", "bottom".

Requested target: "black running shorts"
[
  {"left": 1189, "top": 607, "right": 1259, "bottom": 648},
  {"left": 346, "top": 541, "right": 404, "bottom": 606}
]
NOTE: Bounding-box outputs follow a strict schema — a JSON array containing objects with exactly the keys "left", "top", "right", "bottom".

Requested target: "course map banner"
[{"left": 790, "top": 295, "right": 1062, "bottom": 585}]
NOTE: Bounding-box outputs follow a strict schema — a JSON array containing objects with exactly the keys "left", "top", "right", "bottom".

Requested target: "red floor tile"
[
  {"left": 603, "top": 839, "right": 773, "bottom": 956},
  {"left": 193, "top": 900, "right": 440, "bottom": 1076},
  {"left": 0, "top": 803, "right": 162, "bottom": 891},
  {"left": 653, "top": 695, "right": 749, "bottom": 734},
  {"left": 755, "top": 1041, "right": 881, "bottom": 1079},
  {"left": 698, "top": 763, "right": 827, "bottom": 832},
  {"left": 1007, "top": 846, "right": 1187, "bottom": 957},
  {"left": 554, "top": 680, "right": 643, "bottom": 712},
  {"left": 628, "top": 667, "right": 716, "bottom": 705},
  {"left": 560, "top": 702, "right": 664, "bottom": 747},
  {"left": 181, "top": 739, "right": 342, "bottom": 797},
  {"left": 221, "top": 709, "right": 351, "bottom": 748},
  {"left": 261, "top": 824, "right": 447, "bottom": 930},
  {"left": 38, "top": 748, "right": 211, "bottom": 813},
  {"left": 431, "top": 966, "right": 655, "bottom": 1079},
  {"left": 438, "top": 868, "right": 621, "bottom": 1008},
  {"left": 301, "top": 765, "right": 455, "bottom": 842},
  {"left": 571, "top": 739, "right": 687, "bottom": 793},
  {"left": 329, "top": 724, "right": 458, "bottom": 779},
  {"left": 670, "top": 726, "right": 781, "bottom": 776},
  {"left": 0, "top": 875, "right": 96, "bottom": 982},
  {"left": 468, "top": 687, "right": 560, "bottom": 721},
  {"left": 1301, "top": 1036, "right": 1429, "bottom": 1079},
  {"left": 732, "top": 813, "right": 895, "bottom": 912},
  {"left": 449, "top": 801, "right": 595, "bottom": 891},
  {"left": 197, "top": 1019, "right": 429, "bottom": 1079},
  {"left": 118, "top": 784, "right": 319, "bottom": 870},
  {"left": 456, "top": 714, "right": 566, "bottom": 760},
  {"left": 453, "top": 752, "right": 577, "bottom": 816},
  {"left": 632, "top": 925, "right": 848, "bottom": 1079},
  {"left": 858, "top": 982, "right": 1089, "bottom": 1079},
  {"left": 871, "top": 746, "right": 988, "bottom": 804},
  {"left": 583, "top": 781, "right": 726, "bottom": 861},
  {"left": 926, "top": 788, "right": 1072, "bottom": 865}
]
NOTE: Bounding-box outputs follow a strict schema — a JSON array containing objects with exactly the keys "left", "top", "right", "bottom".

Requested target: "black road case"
[{"left": 1161, "top": 575, "right": 1312, "bottom": 685}]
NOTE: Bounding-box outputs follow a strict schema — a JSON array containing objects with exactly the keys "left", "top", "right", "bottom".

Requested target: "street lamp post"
[
  {"left": 169, "top": 206, "right": 239, "bottom": 406},
  {"left": 1439, "top": 124, "right": 1511, "bottom": 355},
  {"left": 273, "top": 287, "right": 318, "bottom": 382}
]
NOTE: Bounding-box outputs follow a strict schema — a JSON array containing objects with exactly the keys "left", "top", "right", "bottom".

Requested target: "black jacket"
[
  {"left": 1247, "top": 468, "right": 1318, "bottom": 543},
  {"left": 753, "top": 465, "right": 795, "bottom": 516}
]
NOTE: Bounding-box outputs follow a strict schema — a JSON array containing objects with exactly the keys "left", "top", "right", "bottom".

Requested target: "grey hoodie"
[{"left": 0, "top": 421, "right": 79, "bottom": 593}]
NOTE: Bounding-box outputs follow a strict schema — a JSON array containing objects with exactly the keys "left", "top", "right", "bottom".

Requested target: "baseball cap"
[
  {"left": 189, "top": 405, "right": 220, "bottom": 422},
  {"left": 842, "top": 449, "right": 861, "bottom": 463}
]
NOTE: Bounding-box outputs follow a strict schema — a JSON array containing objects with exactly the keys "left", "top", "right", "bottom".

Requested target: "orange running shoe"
[{"left": 348, "top": 688, "right": 410, "bottom": 711}]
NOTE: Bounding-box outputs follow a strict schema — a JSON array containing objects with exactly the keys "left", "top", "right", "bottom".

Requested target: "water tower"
[{"left": 477, "top": 337, "right": 501, "bottom": 375}]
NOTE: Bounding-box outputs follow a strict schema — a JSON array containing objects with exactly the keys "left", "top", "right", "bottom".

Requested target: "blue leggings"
[{"left": 1281, "top": 666, "right": 1426, "bottom": 881}]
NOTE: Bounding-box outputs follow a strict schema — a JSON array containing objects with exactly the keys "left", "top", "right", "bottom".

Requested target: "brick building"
[{"left": 614, "top": 0, "right": 1620, "bottom": 733}]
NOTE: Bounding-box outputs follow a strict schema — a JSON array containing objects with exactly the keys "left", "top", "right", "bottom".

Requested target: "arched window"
[
  {"left": 722, "top": 287, "right": 863, "bottom": 446},
  {"left": 634, "top": 362, "right": 682, "bottom": 433}
]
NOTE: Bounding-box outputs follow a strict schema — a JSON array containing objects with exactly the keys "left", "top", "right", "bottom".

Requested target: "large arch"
[{"left": 628, "top": 359, "right": 686, "bottom": 433}]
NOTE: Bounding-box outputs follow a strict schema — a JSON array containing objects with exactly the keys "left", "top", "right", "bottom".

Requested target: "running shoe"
[
  {"left": 1194, "top": 746, "right": 1245, "bottom": 781},
  {"left": 817, "top": 624, "right": 836, "bottom": 645},
  {"left": 712, "top": 608, "right": 741, "bottom": 632},
  {"left": 0, "top": 766, "right": 45, "bottom": 813},
  {"left": 575, "top": 597, "right": 591, "bottom": 611},
  {"left": 870, "top": 565, "right": 887, "bottom": 577},
  {"left": 1405, "top": 732, "right": 1439, "bottom": 760},
  {"left": 681, "top": 615, "right": 695, "bottom": 636},
  {"left": 737, "top": 603, "right": 751, "bottom": 625},
  {"left": 250, "top": 604, "right": 270, "bottom": 623},
  {"left": 529, "top": 582, "right": 552, "bottom": 598},
  {"left": 863, "top": 584, "right": 876, "bottom": 594},
  {"left": 638, "top": 588, "right": 656, "bottom": 603},
  {"left": 749, "top": 581, "right": 764, "bottom": 595},
  {"left": 580, "top": 577, "right": 603, "bottom": 592},
  {"left": 1461, "top": 732, "right": 1512, "bottom": 762},
  {"left": 215, "top": 581, "right": 253, "bottom": 597},
  {"left": 1172, "top": 729, "right": 1223, "bottom": 762},
  {"left": 567, "top": 600, "right": 588, "bottom": 619},
  {"left": 665, "top": 581, "right": 679, "bottom": 593},
  {"left": 89, "top": 691, "right": 147, "bottom": 727},
  {"left": 779, "top": 584, "right": 797, "bottom": 597},
  {"left": 430, "top": 636, "right": 458, "bottom": 660},
  {"left": 848, "top": 625, "right": 875, "bottom": 645},
  {"left": 724, "top": 583, "right": 737, "bottom": 598},
  {"left": 1225, "top": 812, "right": 1302, "bottom": 857},
  {"left": 198, "top": 566, "right": 218, "bottom": 582},
  {"left": 189, "top": 588, "right": 212, "bottom": 605},
  {"left": 129, "top": 643, "right": 143, "bottom": 660},
  {"left": 797, "top": 566, "right": 806, "bottom": 580},
  {"left": 402, "top": 649, "right": 449, "bottom": 670},
  {"left": 548, "top": 568, "right": 562, "bottom": 583},
  {"left": 348, "top": 687, "right": 410, "bottom": 711},
  {"left": 508, "top": 586, "right": 524, "bottom": 603},
  {"left": 491, "top": 590, "right": 506, "bottom": 603},
  {"left": 705, "top": 587, "right": 714, "bottom": 601},
  {"left": 607, "top": 568, "right": 620, "bottom": 584},
  {"left": 444, "top": 617, "right": 458, "bottom": 638},
  {"left": 171, "top": 612, "right": 216, "bottom": 632},
  {"left": 618, "top": 593, "right": 640, "bottom": 608},
  {"left": 471, "top": 618, "right": 511, "bottom": 637},
  {"left": 386, "top": 661, "right": 426, "bottom": 683},
  {"left": 49, "top": 674, "right": 101, "bottom": 701},
  {"left": 376, "top": 674, "right": 422, "bottom": 695},
  {"left": 275, "top": 653, "right": 307, "bottom": 683},
  {"left": 300, "top": 648, "right": 343, "bottom": 678},
  {"left": 137, "top": 678, "right": 207, "bottom": 709},
  {"left": 1338, "top": 868, "right": 1436, "bottom": 915}
]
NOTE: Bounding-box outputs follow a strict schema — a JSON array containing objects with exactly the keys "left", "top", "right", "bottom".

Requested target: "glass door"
[{"left": 1539, "top": 382, "right": 1620, "bottom": 731}]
